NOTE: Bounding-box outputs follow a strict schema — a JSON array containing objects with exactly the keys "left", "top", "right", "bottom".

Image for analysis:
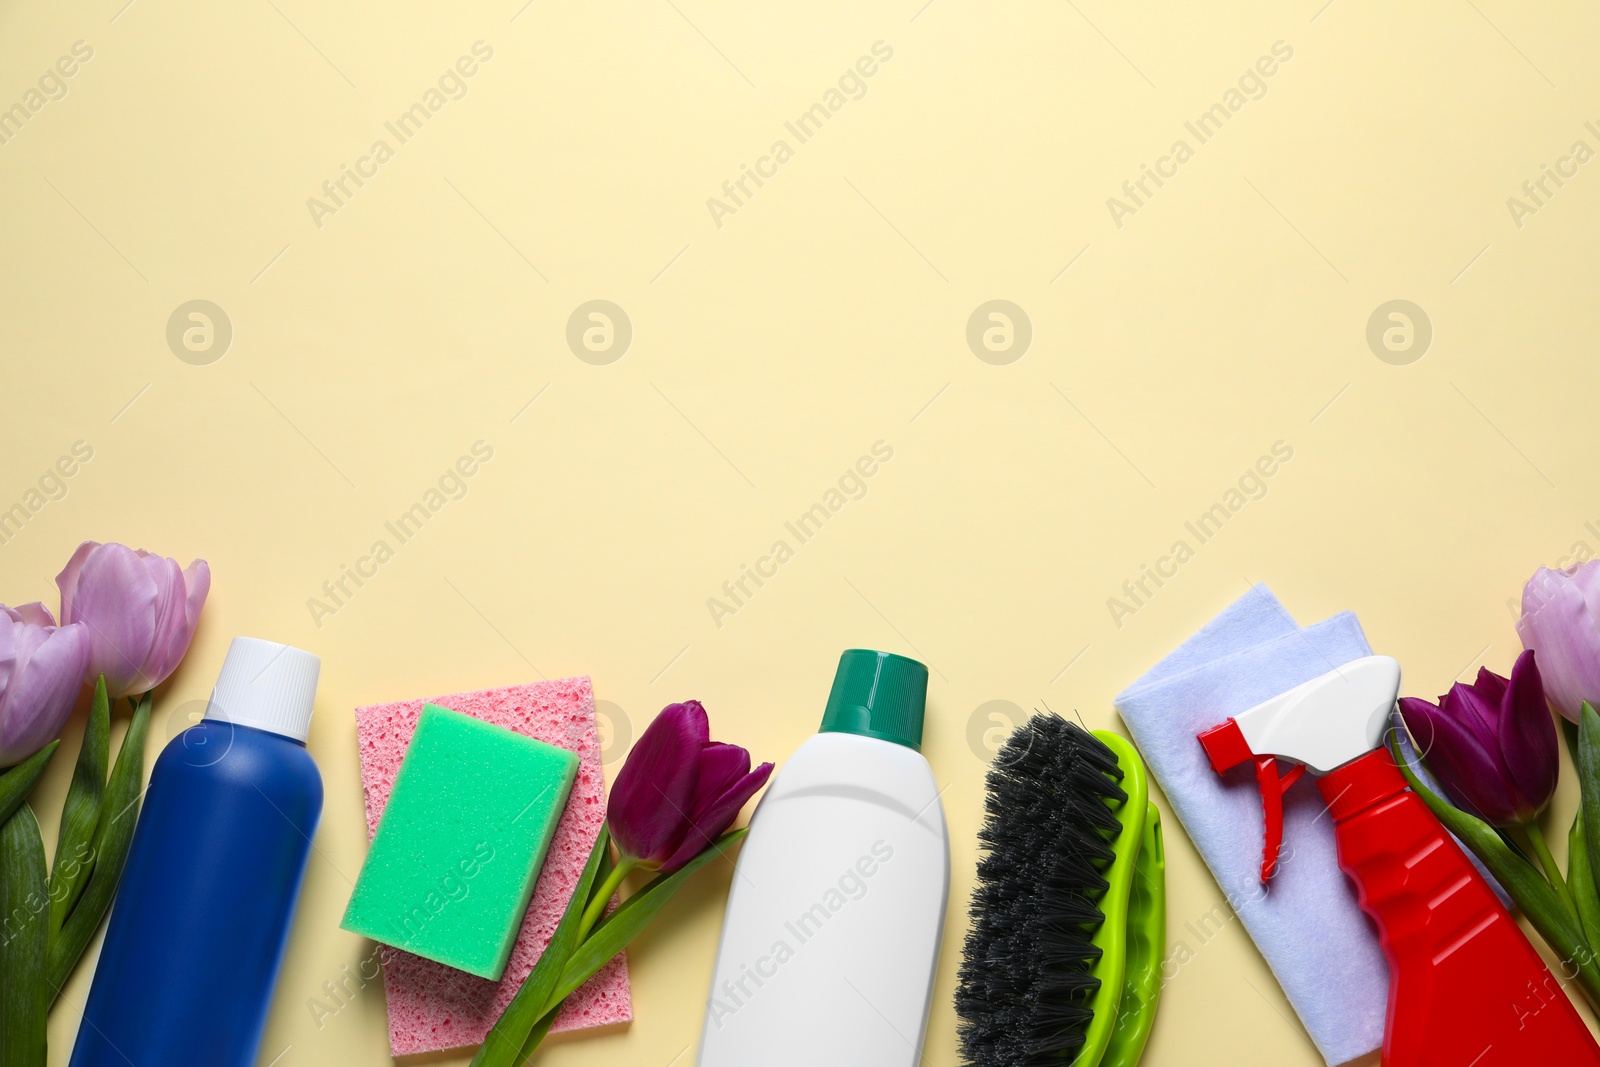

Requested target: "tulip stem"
[
  {"left": 576, "top": 855, "right": 637, "bottom": 944},
  {"left": 1525, "top": 821, "right": 1579, "bottom": 923}
]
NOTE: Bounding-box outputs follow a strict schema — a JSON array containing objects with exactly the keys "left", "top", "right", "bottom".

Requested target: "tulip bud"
[
  {"left": 1398, "top": 650, "right": 1558, "bottom": 826},
  {"left": 56, "top": 541, "right": 210, "bottom": 699},
  {"left": 1517, "top": 562, "right": 1600, "bottom": 722},
  {"left": 0, "top": 603, "right": 90, "bottom": 766},
  {"left": 608, "top": 700, "right": 773, "bottom": 874}
]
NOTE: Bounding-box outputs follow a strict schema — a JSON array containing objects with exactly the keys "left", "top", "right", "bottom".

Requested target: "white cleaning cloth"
[{"left": 1114, "top": 585, "right": 1385, "bottom": 1065}]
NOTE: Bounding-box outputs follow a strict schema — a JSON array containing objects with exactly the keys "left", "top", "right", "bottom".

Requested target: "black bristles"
[{"left": 955, "top": 713, "right": 1126, "bottom": 1067}]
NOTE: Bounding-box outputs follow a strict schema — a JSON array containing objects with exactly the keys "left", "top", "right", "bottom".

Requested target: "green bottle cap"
[{"left": 819, "top": 649, "right": 929, "bottom": 751}]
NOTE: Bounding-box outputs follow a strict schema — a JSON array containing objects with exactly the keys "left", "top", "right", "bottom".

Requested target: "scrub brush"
[{"left": 956, "top": 714, "right": 1166, "bottom": 1067}]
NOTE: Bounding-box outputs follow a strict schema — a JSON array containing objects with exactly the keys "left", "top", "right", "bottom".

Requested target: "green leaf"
[
  {"left": 472, "top": 825, "right": 610, "bottom": 1067},
  {"left": 1391, "top": 732, "right": 1600, "bottom": 1009},
  {"left": 1569, "top": 808, "right": 1600, "bottom": 949},
  {"left": 545, "top": 828, "right": 747, "bottom": 1012},
  {"left": 47, "top": 691, "right": 152, "bottom": 1000},
  {"left": 1562, "top": 714, "right": 1582, "bottom": 766},
  {"left": 595, "top": 827, "right": 749, "bottom": 942},
  {"left": 49, "top": 676, "right": 110, "bottom": 939},
  {"left": 510, "top": 1007, "right": 560, "bottom": 1067},
  {"left": 0, "top": 805, "right": 50, "bottom": 1067},
  {"left": 1579, "top": 703, "right": 1600, "bottom": 935},
  {"left": 0, "top": 743, "right": 60, "bottom": 830}
]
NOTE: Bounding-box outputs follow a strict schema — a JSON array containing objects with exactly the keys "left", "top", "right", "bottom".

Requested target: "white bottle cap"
[{"left": 203, "top": 637, "right": 321, "bottom": 742}]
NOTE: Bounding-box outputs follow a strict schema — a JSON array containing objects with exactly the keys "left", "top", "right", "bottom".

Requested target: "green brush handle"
[
  {"left": 1098, "top": 802, "right": 1165, "bottom": 1067},
  {"left": 1071, "top": 731, "right": 1150, "bottom": 1067}
]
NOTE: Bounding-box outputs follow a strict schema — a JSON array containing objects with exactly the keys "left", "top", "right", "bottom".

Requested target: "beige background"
[{"left": 4, "top": 0, "right": 1600, "bottom": 1064}]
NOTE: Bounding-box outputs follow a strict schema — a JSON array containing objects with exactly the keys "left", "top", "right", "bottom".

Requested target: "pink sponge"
[{"left": 354, "top": 678, "right": 632, "bottom": 1056}]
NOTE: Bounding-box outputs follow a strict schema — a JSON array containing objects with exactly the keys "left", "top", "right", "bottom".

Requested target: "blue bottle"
[{"left": 71, "top": 637, "right": 323, "bottom": 1067}]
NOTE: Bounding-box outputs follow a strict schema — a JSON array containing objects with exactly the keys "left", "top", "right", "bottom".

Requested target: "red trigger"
[
  {"left": 1254, "top": 755, "right": 1306, "bottom": 883},
  {"left": 1195, "top": 719, "right": 1308, "bottom": 884}
]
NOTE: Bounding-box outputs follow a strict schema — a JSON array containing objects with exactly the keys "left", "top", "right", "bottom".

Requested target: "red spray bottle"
[{"left": 1197, "top": 656, "right": 1600, "bottom": 1067}]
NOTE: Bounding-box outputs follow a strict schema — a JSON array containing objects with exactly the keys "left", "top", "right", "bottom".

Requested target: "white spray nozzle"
[{"left": 1228, "top": 655, "right": 1402, "bottom": 774}]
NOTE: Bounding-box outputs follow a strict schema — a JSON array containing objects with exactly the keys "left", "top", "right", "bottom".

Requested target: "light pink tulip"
[
  {"left": 56, "top": 541, "right": 210, "bottom": 699},
  {"left": 1517, "top": 562, "right": 1600, "bottom": 722},
  {"left": 0, "top": 602, "right": 90, "bottom": 766}
]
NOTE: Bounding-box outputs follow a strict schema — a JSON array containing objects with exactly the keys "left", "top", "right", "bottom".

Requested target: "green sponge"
[{"left": 340, "top": 703, "right": 579, "bottom": 980}]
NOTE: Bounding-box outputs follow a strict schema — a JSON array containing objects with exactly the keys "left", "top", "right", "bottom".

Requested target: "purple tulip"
[
  {"left": 608, "top": 700, "right": 773, "bottom": 874},
  {"left": 1517, "top": 562, "right": 1600, "bottom": 722},
  {"left": 56, "top": 541, "right": 210, "bottom": 699},
  {"left": 0, "top": 603, "right": 90, "bottom": 766},
  {"left": 1398, "top": 650, "right": 1558, "bottom": 826}
]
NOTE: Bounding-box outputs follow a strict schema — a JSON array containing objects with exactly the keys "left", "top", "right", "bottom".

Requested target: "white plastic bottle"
[{"left": 698, "top": 650, "right": 948, "bottom": 1067}]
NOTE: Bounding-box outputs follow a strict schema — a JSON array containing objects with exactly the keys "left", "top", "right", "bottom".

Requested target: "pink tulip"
[
  {"left": 1517, "top": 562, "right": 1600, "bottom": 722},
  {"left": 0, "top": 602, "right": 90, "bottom": 766},
  {"left": 56, "top": 541, "right": 210, "bottom": 699}
]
